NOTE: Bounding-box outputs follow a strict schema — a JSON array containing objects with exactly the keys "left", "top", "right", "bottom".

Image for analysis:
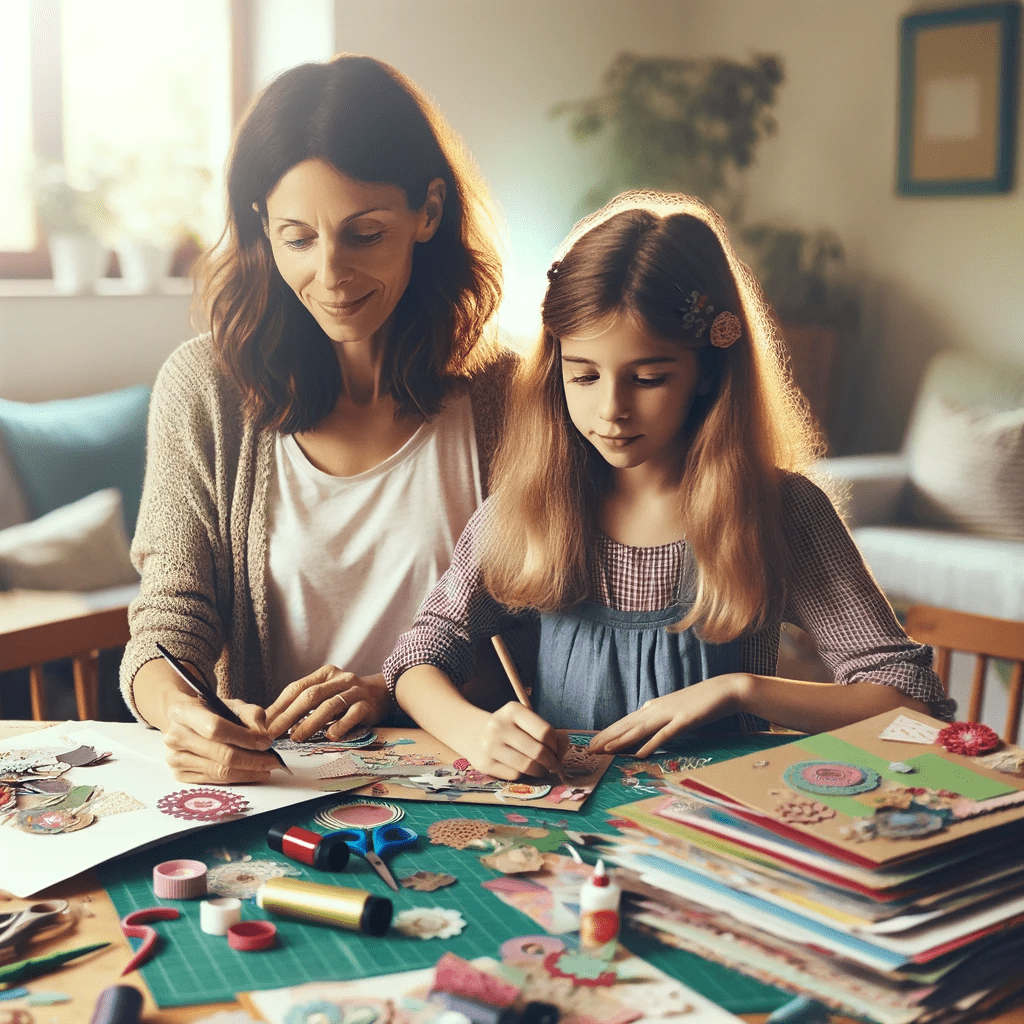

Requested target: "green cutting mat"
[{"left": 101, "top": 735, "right": 794, "bottom": 1011}]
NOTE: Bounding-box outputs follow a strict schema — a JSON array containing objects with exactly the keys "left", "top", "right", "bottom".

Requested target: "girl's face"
[
  {"left": 265, "top": 159, "right": 443, "bottom": 348},
  {"left": 560, "top": 317, "right": 700, "bottom": 478}
]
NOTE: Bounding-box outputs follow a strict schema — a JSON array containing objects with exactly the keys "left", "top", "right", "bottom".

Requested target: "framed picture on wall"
[{"left": 897, "top": 2, "right": 1021, "bottom": 196}]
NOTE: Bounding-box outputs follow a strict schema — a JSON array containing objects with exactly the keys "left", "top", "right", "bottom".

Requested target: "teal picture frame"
[{"left": 897, "top": 2, "right": 1021, "bottom": 196}]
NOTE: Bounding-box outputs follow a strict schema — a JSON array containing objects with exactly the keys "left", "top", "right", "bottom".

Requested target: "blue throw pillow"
[{"left": 0, "top": 385, "right": 150, "bottom": 535}]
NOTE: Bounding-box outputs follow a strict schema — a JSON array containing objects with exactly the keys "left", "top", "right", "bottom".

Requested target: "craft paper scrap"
[
  {"left": 239, "top": 946, "right": 744, "bottom": 1024},
  {"left": 877, "top": 715, "right": 940, "bottom": 745}
]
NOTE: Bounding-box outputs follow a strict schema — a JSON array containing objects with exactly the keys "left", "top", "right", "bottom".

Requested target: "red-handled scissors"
[{"left": 334, "top": 824, "right": 418, "bottom": 891}]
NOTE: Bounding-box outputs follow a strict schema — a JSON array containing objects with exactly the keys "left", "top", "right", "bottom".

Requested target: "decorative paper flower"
[
  {"left": 393, "top": 907, "right": 466, "bottom": 939},
  {"left": 157, "top": 788, "right": 250, "bottom": 821},
  {"left": 937, "top": 722, "right": 1000, "bottom": 756},
  {"left": 709, "top": 311, "right": 742, "bottom": 348}
]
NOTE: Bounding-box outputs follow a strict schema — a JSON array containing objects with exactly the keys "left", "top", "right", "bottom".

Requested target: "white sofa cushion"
[
  {"left": 0, "top": 488, "right": 139, "bottom": 592},
  {"left": 852, "top": 525, "right": 1024, "bottom": 622},
  {"left": 907, "top": 397, "right": 1024, "bottom": 540}
]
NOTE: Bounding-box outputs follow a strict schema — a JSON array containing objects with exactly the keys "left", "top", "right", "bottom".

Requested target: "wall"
[
  {"left": 0, "top": 283, "right": 194, "bottom": 401},
  {"left": 335, "top": 0, "right": 1023, "bottom": 452}
]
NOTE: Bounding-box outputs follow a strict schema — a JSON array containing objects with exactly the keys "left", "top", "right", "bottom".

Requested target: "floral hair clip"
[
  {"left": 675, "top": 289, "right": 741, "bottom": 347},
  {"left": 546, "top": 260, "right": 562, "bottom": 283},
  {"left": 709, "top": 311, "right": 742, "bottom": 348}
]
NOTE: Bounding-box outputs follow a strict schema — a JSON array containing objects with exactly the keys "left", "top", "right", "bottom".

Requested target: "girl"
[{"left": 383, "top": 192, "right": 953, "bottom": 780}]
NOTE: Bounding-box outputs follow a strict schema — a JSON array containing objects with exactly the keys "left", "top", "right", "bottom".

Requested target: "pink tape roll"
[{"left": 153, "top": 858, "right": 208, "bottom": 900}]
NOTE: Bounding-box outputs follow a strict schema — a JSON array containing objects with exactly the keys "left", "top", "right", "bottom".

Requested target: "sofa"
[
  {"left": 0, "top": 385, "right": 149, "bottom": 718},
  {"left": 822, "top": 350, "right": 1024, "bottom": 622}
]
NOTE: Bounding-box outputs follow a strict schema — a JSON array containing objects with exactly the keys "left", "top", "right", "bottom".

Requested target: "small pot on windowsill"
[
  {"left": 47, "top": 233, "right": 109, "bottom": 295},
  {"left": 114, "top": 240, "right": 174, "bottom": 293}
]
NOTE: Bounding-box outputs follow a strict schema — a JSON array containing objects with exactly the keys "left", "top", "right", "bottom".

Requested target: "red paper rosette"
[
  {"left": 936, "top": 721, "right": 1000, "bottom": 757},
  {"left": 157, "top": 788, "right": 251, "bottom": 821}
]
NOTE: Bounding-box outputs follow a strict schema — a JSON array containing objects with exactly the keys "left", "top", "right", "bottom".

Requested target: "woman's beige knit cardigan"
[{"left": 120, "top": 335, "right": 515, "bottom": 718}]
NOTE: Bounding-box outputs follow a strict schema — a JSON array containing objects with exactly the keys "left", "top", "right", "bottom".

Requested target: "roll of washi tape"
[
  {"left": 267, "top": 823, "right": 351, "bottom": 872},
  {"left": 256, "top": 876, "right": 392, "bottom": 936},
  {"left": 199, "top": 896, "right": 243, "bottom": 936},
  {"left": 226, "top": 920, "right": 277, "bottom": 951},
  {"left": 152, "top": 859, "right": 208, "bottom": 900}
]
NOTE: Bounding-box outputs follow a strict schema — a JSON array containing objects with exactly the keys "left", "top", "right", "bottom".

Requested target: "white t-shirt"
[{"left": 265, "top": 392, "right": 481, "bottom": 690}]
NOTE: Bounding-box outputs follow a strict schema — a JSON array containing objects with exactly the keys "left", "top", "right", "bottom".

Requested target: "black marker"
[{"left": 156, "top": 643, "right": 292, "bottom": 774}]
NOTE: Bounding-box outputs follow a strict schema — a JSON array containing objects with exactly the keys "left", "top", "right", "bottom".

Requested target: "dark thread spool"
[
  {"left": 89, "top": 985, "right": 143, "bottom": 1024},
  {"left": 267, "top": 823, "right": 351, "bottom": 872}
]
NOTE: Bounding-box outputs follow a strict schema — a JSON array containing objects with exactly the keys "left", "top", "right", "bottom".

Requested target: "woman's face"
[{"left": 264, "top": 159, "right": 443, "bottom": 348}]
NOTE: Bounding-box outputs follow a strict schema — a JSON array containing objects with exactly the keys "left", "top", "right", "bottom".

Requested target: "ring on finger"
[{"left": 326, "top": 693, "right": 350, "bottom": 722}]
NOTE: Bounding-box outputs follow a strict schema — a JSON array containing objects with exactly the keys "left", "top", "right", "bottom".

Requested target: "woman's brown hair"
[
  {"left": 195, "top": 54, "right": 503, "bottom": 432},
  {"left": 481, "top": 192, "right": 820, "bottom": 642}
]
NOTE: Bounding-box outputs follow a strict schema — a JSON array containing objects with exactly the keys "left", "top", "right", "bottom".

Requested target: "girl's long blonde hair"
[{"left": 481, "top": 192, "right": 820, "bottom": 642}]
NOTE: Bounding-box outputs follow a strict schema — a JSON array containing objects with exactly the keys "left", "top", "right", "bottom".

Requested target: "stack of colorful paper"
[{"left": 601, "top": 708, "right": 1024, "bottom": 1024}]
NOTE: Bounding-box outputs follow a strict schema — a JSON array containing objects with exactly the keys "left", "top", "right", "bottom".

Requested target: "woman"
[{"left": 121, "top": 55, "right": 512, "bottom": 784}]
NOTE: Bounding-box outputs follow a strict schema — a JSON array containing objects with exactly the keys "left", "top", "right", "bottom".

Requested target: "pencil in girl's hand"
[
  {"left": 491, "top": 635, "right": 533, "bottom": 710},
  {"left": 155, "top": 643, "right": 293, "bottom": 774}
]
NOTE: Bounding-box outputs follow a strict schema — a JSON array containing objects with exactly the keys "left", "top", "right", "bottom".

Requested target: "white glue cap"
[{"left": 592, "top": 858, "right": 609, "bottom": 887}]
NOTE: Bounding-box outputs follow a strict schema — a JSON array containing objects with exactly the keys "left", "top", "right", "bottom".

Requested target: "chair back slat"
[
  {"left": 968, "top": 655, "right": 988, "bottom": 724},
  {"left": 1006, "top": 664, "right": 1024, "bottom": 746},
  {"left": 905, "top": 605, "right": 1024, "bottom": 745}
]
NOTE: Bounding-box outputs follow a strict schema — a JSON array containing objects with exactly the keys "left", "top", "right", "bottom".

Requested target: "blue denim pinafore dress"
[{"left": 533, "top": 600, "right": 745, "bottom": 731}]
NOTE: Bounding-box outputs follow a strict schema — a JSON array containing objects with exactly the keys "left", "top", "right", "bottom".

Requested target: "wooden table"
[{"left": 1, "top": 720, "right": 1020, "bottom": 1023}]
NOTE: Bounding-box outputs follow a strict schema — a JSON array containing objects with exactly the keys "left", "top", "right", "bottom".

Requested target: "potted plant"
[
  {"left": 32, "top": 163, "right": 110, "bottom": 294},
  {"left": 553, "top": 53, "right": 859, "bottom": 441},
  {"left": 102, "top": 156, "right": 211, "bottom": 292}
]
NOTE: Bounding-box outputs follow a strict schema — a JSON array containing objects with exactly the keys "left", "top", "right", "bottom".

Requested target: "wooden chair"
[
  {"left": 0, "top": 605, "right": 131, "bottom": 721},
  {"left": 904, "top": 605, "right": 1024, "bottom": 745}
]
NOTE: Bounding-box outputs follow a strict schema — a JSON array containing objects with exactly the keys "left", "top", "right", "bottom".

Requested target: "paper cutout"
[
  {"left": 314, "top": 800, "right": 404, "bottom": 832},
  {"left": 392, "top": 907, "right": 466, "bottom": 939},
  {"left": 427, "top": 818, "right": 493, "bottom": 850},
  {"left": 975, "top": 747, "right": 1024, "bottom": 775},
  {"left": 157, "top": 788, "right": 250, "bottom": 821},
  {"left": 877, "top": 715, "right": 939, "bottom": 744},
  {"left": 398, "top": 871, "right": 457, "bottom": 892},
  {"left": 480, "top": 845, "right": 545, "bottom": 874},
  {"left": 207, "top": 858, "right": 301, "bottom": 899},
  {"left": 90, "top": 791, "right": 145, "bottom": 817},
  {"left": 433, "top": 951, "right": 519, "bottom": 1006},
  {"left": 784, "top": 761, "right": 880, "bottom": 796},
  {"left": 545, "top": 949, "right": 618, "bottom": 987}
]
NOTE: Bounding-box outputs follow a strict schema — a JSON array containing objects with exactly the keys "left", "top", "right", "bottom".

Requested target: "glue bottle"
[{"left": 579, "top": 859, "right": 620, "bottom": 959}]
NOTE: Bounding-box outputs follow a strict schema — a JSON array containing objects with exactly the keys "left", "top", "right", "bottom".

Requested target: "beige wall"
[{"left": 335, "top": 0, "right": 1023, "bottom": 452}]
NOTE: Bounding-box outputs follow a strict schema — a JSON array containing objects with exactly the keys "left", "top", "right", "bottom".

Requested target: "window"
[{"left": 0, "top": 0, "right": 251, "bottom": 278}]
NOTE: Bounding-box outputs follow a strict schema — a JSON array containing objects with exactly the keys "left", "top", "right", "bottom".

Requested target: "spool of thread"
[
  {"left": 267, "top": 823, "right": 351, "bottom": 872},
  {"left": 256, "top": 876, "right": 392, "bottom": 936},
  {"left": 199, "top": 896, "right": 243, "bottom": 936},
  {"left": 89, "top": 984, "right": 143, "bottom": 1024}
]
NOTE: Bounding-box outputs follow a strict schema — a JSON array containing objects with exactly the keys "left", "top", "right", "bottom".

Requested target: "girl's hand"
[
  {"left": 162, "top": 695, "right": 278, "bottom": 784},
  {"left": 265, "top": 667, "right": 392, "bottom": 742},
  {"left": 589, "top": 674, "right": 749, "bottom": 758},
  {"left": 467, "top": 702, "right": 570, "bottom": 781}
]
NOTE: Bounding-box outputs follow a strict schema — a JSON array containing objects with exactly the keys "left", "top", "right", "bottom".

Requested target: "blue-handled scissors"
[{"left": 334, "top": 824, "right": 418, "bottom": 891}]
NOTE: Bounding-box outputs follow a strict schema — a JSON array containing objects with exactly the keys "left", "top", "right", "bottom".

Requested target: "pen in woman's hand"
[{"left": 155, "top": 644, "right": 293, "bottom": 774}]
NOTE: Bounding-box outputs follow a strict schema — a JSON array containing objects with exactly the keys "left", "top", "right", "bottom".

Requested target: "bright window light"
[
  {"left": 61, "top": 0, "right": 232, "bottom": 248},
  {"left": 0, "top": 0, "right": 36, "bottom": 251}
]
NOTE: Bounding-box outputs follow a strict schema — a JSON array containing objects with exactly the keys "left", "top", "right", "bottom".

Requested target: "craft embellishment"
[
  {"left": 427, "top": 818, "right": 492, "bottom": 850},
  {"left": 878, "top": 715, "right": 940, "bottom": 744},
  {"left": 709, "top": 310, "right": 742, "bottom": 348},
  {"left": 206, "top": 858, "right": 300, "bottom": 900},
  {"left": 157, "top": 788, "right": 250, "bottom": 822},
  {"left": 392, "top": 906, "right": 466, "bottom": 939},
  {"left": 784, "top": 761, "right": 880, "bottom": 796},
  {"left": 774, "top": 792, "right": 837, "bottom": 824},
  {"left": 937, "top": 721, "right": 1000, "bottom": 757},
  {"left": 398, "top": 871, "right": 457, "bottom": 892}
]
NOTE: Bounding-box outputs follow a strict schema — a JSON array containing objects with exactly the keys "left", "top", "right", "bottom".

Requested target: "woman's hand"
[
  {"left": 465, "top": 702, "right": 570, "bottom": 781},
  {"left": 264, "top": 666, "right": 392, "bottom": 742},
  {"left": 589, "top": 674, "right": 749, "bottom": 758},
  {"left": 162, "top": 694, "right": 279, "bottom": 784}
]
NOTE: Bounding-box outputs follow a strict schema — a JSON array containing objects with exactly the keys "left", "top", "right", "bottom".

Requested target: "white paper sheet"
[{"left": 0, "top": 720, "right": 344, "bottom": 897}]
